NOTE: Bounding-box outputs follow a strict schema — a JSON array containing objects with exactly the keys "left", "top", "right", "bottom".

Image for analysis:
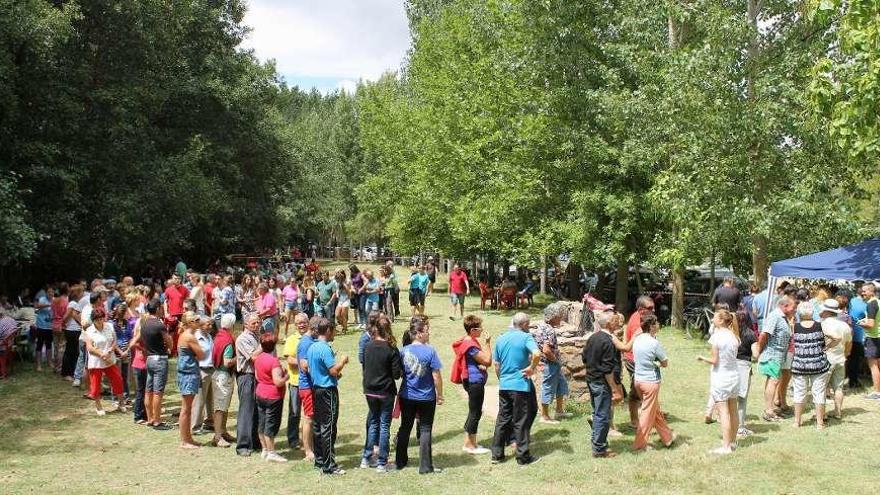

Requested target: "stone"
[{"left": 531, "top": 301, "right": 597, "bottom": 401}]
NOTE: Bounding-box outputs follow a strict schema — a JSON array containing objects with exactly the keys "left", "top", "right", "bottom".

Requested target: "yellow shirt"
[{"left": 283, "top": 333, "right": 301, "bottom": 386}]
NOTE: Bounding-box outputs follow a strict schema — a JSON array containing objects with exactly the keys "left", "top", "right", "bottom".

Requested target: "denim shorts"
[
  {"left": 284, "top": 300, "right": 299, "bottom": 311},
  {"left": 450, "top": 293, "right": 465, "bottom": 306},
  {"left": 177, "top": 372, "right": 200, "bottom": 396},
  {"left": 145, "top": 355, "right": 169, "bottom": 393},
  {"left": 540, "top": 361, "right": 569, "bottom": 404}
]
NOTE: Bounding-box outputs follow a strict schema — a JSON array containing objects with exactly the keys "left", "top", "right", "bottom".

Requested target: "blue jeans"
[
  {"left": 588, "top": 380, "right": 612, "bottom": 454},
  {"left": 358, "top": 296, "right": 368, "bottom": 325},
  {"left": 73, "top": 340, "right": 87, "bottom": 381},
  {"left": 363, "top": 394, "right": 394, "bottom": 466},
  {"left": 363, "top": 299, "right": 380, "bottom": 317}
]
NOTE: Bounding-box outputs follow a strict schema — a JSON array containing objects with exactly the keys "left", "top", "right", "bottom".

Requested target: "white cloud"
[
  {"left": 242, "top": 0, "right": 410, "bottom": 87},
  {"left": 335, "top": 79, "right": 359, "bottom": 94}
]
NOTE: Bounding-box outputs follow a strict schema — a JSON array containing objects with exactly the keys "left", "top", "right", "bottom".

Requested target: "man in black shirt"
[
  {"left": 713, "top": 277, "right": 742, "bottom": 311},
  {"left": 582, "top": 312, "right": 624, "bottom": 458}
]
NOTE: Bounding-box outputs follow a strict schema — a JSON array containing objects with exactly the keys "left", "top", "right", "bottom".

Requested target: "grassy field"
[{"left": 1, "top": 262, "right": 878, "bottom": 494}]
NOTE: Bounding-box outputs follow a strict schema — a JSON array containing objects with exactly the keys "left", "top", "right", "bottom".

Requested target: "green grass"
[{"left": 1, "top": 262, "right": 878, "bottom": 494}]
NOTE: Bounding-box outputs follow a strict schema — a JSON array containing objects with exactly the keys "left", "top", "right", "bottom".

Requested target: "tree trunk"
[
  {"left": 671, "top": 264, "right": 685, "bottom": 329},
  {"left": 488, "top": 253, "right": 496, "bottom": 286},
  {"left": 615, "top": 255, "right": 629, "bottom": 312},
  {"left": 752, "top": 234, "right": 769, "bottom": 288},
  {"left": 540, "top": 255, "right": 547, "bottom": 295}
]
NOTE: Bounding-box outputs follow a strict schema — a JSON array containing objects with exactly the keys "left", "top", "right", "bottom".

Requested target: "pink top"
[
  {"left": 260, "top": 292, "right": 277, "bottom": 317},
  {"left": 282, "top": 285, "right": 299, "bottom": 303},
  {"left": 131, "top": 346, "right": 147, "bottom": 370},
  {"left": 255, "top": 353, "right": 284, "bottom": 400}
]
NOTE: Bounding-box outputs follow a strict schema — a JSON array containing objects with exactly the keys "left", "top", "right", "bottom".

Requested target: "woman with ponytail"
[{"left": 698, "top": 309, "right": 741, "bottom": 454}]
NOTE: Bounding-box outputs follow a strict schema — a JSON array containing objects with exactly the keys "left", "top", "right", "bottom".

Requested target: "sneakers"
[
  {"left": 72, "top": 379, "right": 81, "bottom": 387},
  {"left": 864, "top": 391, "right": 880, "bottom": 400},
  {"left": 265, "top": 451, "right": 288, "bottom": 463},
  {"left": 517, "top": 456, "right": 540, "bottom": 467},
  {"left": 376, "top": 464, "right": 390, "bottom": 474},
  {"left": 463, "top": 446, "right": 490, "bottom": 455},
  {"left": 736, "top": 427, "right": 754, "bottom": 437},
  {"left": 323, "top": 468, "right": 346, "bottom": 476},
  {"left": 95, "top": 409, "right": 106, "bottom": 416},
  {"left": 261, "top": 450, "right": 269, "bottom": 460},
  {"left": 211, "top": 437, "right": 231, "bottom": 448}
]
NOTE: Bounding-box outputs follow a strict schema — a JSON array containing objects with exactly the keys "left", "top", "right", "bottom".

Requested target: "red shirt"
[
  {"left": 164, "top": 285, "right": 189, "bottom": 316},
  {"left": 255, "top": 353, "right": 285, "bottom": 400},
  {"left": 623, "top": 311, "right": 642, "bottom": 362},
  {"left": 449, "top": 270, "right": 469, "bottom": 295},
  {"left": 51, "top": 296, "right": 68, "bottom": 331},
  {"left": 204, "top": 282, "right": 215, "bottom": 310}
]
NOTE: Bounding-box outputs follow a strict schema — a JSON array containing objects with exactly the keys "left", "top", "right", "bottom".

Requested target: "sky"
[{"left": 242, "top": 0, "right": 411, "bottom": 94}]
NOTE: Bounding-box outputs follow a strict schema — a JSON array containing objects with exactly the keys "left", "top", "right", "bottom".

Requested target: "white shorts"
[
  {"left": 828, "top": 363, "right": 845, "bottom": 392},
  {"left": 710, "top": 371, "right": 739, "bottom": 402},
  {"left": 792, "top": 372, "right": 830, "bottom": 405},
  {"left": 736, "top": 360, "right": 752, "bottom": 399},
  {"left": 212, "top": 370, "right": 234, "bottom": 412}
]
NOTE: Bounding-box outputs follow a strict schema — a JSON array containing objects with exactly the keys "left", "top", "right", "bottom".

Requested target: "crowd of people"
[{"left": 14, "top": 262, "right": 877, "bottom": 474}]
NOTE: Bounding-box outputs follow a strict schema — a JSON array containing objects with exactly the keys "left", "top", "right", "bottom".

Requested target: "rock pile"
[{"left": 531, "top": 300, "right": 594, "bottom": 401}]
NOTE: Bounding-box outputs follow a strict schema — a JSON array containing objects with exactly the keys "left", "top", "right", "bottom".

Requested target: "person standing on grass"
[
  {"left": 33, "top": 286, "right": 54, "bottom": 372},
  {"left": 697, "top": 309, "right": 740, "bottom": 454},
  {"left": 334, "top": 270, "right": 352, "bottom": 332},
  {"left": 857, "top": 283, "right": 880, "bottom": 399},
  {"left": 408, "top": 268, "right": 424, "bottom": 316},
  {"left": 296, "top": 317, "right": 320, "bottom": 462},
  {"left": 732, "top": 310, "right": 759, "bottom": 438},
  {"left": 257, "top": 283, "right": 278, "bottom": 334},
  {"left": 363, "top": 270, "right": 381, "bottom": 317},
  {"left": 632, "top": 314, "right": 675, "bottom": 451},
  {"left": 316, "top": 271, "right": 338, "bottom": 325},
  {"left": 448, "top": 263, "right": 470, "bottom": 321},
  {"left": 361, "top": 314, "right": 402, "bottom": 473},
  {"left": 84, "top": 308, "right": 127, "bottom": 416},
  {"left": 210, "top": 313, "right": 237, "bottom": 448},
  {"left": 452, "top": 315, "right": 492, "bottom": 455},
  {"left": 623, "top": 296, "right": 656, "bottom": 428},
  {"left": 255, "top": 332, "right": 289, "bottom": 463},
  {"left": 396, "top": 316, "right": 444, "bottom": 474},
  {"left": 350, "top": 265, "right": 364, "bottom": 327},
  {"left": 758, "top": 296, "right": 795, "bottom": 421},
  {"left": 847, "top": 288, "right": 867, "bottom": 390},
  {"left": 190, "top": 315, "right": 214, "bottom": 435},
  {"left": 534, "top": 303, "right": 573, "bottom": 424},
  {"left": 212, "top": 275, "right": 236, "bottom": 331},
  {"left": 177, "top": 312, "right": 205, "bottom": 449},
  {"left": 281, "top": 277, "right": 300, "bottom": 341},
  {"left": 51, "top": 282, "right": 69, "bottom": 374},
  {"left": 61, "top": 284, "right": 83, "bottom": 382},
  {"left": 307, "top": 317, "right": 350, "bottom": 475},
  {"left": 820, "top": 299, "right": 851, "bottom": 420},
  {"left": 791, "top": 302, "right": 836, "bottom": 430},
  {"left": 235, "top": 314, "right": 263, "bottom": 456},
  {"left": 582, "top": 311, "right": 625, "bottom": 458},
  {"left": 131, "top": 299, "right": 172, "bottom": 430},
  {"left": 382, "top": 265, "right": 400, "bottom": 317},
  {"left": 491, "top": 312, "right": 541, "bottom": 466},
  {"left": 284, "top": 313, "right": 308, "bottom": 452}
]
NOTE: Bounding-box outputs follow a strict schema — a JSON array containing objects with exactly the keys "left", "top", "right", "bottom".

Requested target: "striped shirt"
[{"left": 791, "top": 322, "right": 830, "bottom": 375}]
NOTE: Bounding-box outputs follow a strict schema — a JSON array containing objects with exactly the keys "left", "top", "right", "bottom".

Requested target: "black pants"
[
  {"left": 491, "top": 387, "right": 537, "bottom": 463},
  {"left": 312, "top": 386, "right": 340, "bottom": 473},
  {"left": 463, "top": 380, "right": 485, "bottom": 435},
  {"left": 847, "top": 342, "right": 866, "bottom": 389},
  {"left": 61, "top": 330, "right": 80, "bottom": 377},
  {"left": 391, "top": 288, "right": 400, "bottom": 316},
  {"left": 133, "top": 367, "right": 147, "bottom": 422},
  {"left": 34, "top": 328, "right": 52, "bottom": 357},
  {"left": 236, "top": 374, "right": 260, "bottom": 453},
  {"left": 396, "top": 397, "right": 437, "bottom": 473}
]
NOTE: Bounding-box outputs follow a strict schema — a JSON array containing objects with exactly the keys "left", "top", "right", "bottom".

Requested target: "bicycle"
[{"left": 683, "top": 304, "right": 712, "bottom": 340}]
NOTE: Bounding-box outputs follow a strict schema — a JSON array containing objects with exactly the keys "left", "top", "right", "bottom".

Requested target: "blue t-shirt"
[
  {"left": 297, "top": 334, "right": 316, "bottom": 389},
  {"left": 365, "top": 278, "right": 380, "bottom": 303},
  {"left": 35, "top": 296, "right": 52, "bottom": 329},
  {"left": 410, "top": 274, "right": 429, "bottom": 294},
  {"left": 492, "top": 329, "right": 539, "bottom": 392},
  {"left": 752, "top": 289, "right": 769, "bottom": 328},
  {"left": 850, "top": 297, "right": 867, "bottom": 343},
  {"left": 307, "top": 339, "right": 338, "bottom": 388},
  {"left": 465, "top": 347, "right": 486, "bottom": 385},
  {"left": 400, "top": 344, "right": 442, "bottom": 401}
]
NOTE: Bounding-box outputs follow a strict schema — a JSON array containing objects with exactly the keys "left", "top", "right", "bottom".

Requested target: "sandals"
[{"left": 762, "top": 411, "right": 782, "bottom": 422}]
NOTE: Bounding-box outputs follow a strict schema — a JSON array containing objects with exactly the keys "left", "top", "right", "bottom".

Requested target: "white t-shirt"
[
  {"left": 822, "top": 317, "right": 852, "bottom": 366},
  {"left": 64, "top": 300, "right": 82, "bottom": 332},
  {"left": 709, "top": 329, "right": 739, "bottom": 375},
  {"left": 85, "top": 323, "right": 117, "bottom": 369},
  {"left": 80, "top": 303, "right": 93, "bottom": 341}
]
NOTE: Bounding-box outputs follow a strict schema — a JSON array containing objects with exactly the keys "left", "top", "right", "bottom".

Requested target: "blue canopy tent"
[{"left": 762, "top": 238, "right": 880, "bottom": 320}]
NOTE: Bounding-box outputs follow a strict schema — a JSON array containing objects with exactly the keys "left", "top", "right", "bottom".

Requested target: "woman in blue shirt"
[{"left": 396, "top": 316, "right": 443, "bottom": 474}]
